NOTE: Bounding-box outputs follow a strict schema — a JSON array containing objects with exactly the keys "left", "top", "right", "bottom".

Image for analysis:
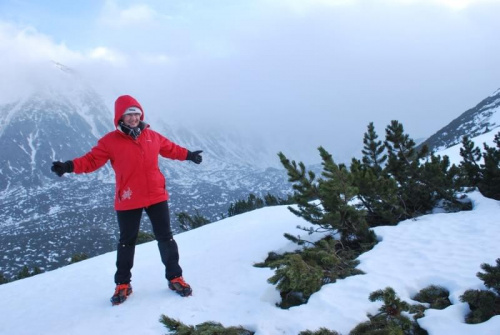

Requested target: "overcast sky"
[{"left": 0, "top": 0, "right": 499, "bottom": 163}]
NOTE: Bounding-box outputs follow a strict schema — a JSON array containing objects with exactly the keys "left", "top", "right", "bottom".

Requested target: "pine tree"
[
  {"left": 459, "top": 135, "right": 482, "bottom": 187},
  {"left": 227, "top": 193, "right": 293, "bottom": 217},
  {"left": 279, "top": 148, "right": 375, "bottom": 249},
  {"left": 69, "top": 253, "right": 89, "bottom": 264},
  {"left": 136, "top": 231, "right": 156, "bottom": 244},
  {"left": 0, "top": 272, "right": 9, "bottom": 285},
  {"left": 263, "top": 193, "right": 278, "bottom": 206},
  {"left": 278, "top": 152, "right": 322, "bottom": 225},
  {"left": 419, "top": 153, "right": 462, "bottom": 211},
  {"left": 460, "top": 258, "right": 500, "bottom": 323},
  {"left": 384, "top": 120, "right": 423, "bottom": 182},
  {"left": 458, "top": 131, "right": 500, "bottom": 200},
  {"left": 177, "top": 210, "right": 210, "bottom": 231},
  {"left": 353, "top": 120, "right": 463, "bottom": 224},
  {"left": 351, "top": 123, "right": 404, "bottom": 226},
  {"left": 351, "top": 158, "right": 402, "bottom": 226},
  {"left": 14, "top": 266, "right": 42, "bottom": 280},
  {"left": 361, "top": 122, "right": 387, "bottom": 175},
  {"left": 227, "top": 194, "right": 266, "bottom": 217},
  {"left": 478, "top": 132, "right": 500, "bottom": 200},
  {"left": 384, "top": 120, "right": 446, "bottom": 218},
  {"left": 278, "top": 152, "right": 319, "bottom": 204},
  {"left": 317, "top": 147, "right": 375, "bottom": 248},
  {"left": 350, "top": 287, "right": 428, "bottom": 335},
  {"left": 477, "top": 258, "right": 500, "bottom": 296}
]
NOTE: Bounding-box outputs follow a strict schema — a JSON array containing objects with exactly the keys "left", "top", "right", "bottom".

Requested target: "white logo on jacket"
[{"left": 121, "top": 187, "right": 133, "bottom": 200}]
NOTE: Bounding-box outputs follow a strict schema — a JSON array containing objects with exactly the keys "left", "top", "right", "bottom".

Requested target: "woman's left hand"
[{"left": 187, "top": 150, "right": 203, "bottom": 164}]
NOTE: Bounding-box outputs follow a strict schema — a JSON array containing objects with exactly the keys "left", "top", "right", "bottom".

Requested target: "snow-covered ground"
[
  {"left": 0, "top": 132, "right": 499, "bottom": 335},
  {"left": 0, "top": 191, "right": 499, "bottom": 335}
]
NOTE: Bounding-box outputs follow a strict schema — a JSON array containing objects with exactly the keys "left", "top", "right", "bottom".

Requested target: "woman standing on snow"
[{"left": 51, "top": 94, "right": 202, "bottom": 305}]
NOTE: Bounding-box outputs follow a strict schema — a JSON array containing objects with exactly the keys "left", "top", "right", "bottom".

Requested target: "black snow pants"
[{"left": 114, "top": 200, "right": 182, "bottom": 284}]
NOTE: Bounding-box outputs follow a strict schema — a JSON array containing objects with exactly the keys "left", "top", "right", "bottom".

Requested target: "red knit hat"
[{"left": 114, "top": 95, "right": 144, "bottom": 127}]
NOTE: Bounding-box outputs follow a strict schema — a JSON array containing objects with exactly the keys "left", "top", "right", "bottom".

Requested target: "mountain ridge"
[{"left": 421, "top": 88, "right": 500, "bottom": 152}]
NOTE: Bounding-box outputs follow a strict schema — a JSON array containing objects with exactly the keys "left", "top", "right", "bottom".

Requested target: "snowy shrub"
[
  {"left": 136, "top": 231, "right": 155, "bottom": 244},
  {"left": 460, "top": 258, "right": 500, "bottom": 324},
  {"left": 412, "top": 285, "right": 451, "bottom": 310},
  {"left": 14, "top": 265, "right": 42, "bottom": 280},
  {"left": 349, "top": 287, "right": 428, "bottom": 335},
  {"left": 227, "top": 193, "right": 293, "bottom": 217},
  {"left": 69, "top": 252, "right": 89, "bottom": 264},
  {"left": 256, "top": 236, "right": 363, "bottom": 309},
  {"left": 176, "top": 210, "right": 210, "bottom": 231},
  {"left": 299, "top": 328, "right": 341, "bottom": 335},
  {"left": 477, "top": 258, "right": 500, "bottom": 295},
  {"left": 159, "top": 314, "right": 254, "bottom": 334},
  {"left": 460, "top": 289, "right": 500, "bottom": 324},
  {"left": 266, "top": 253, "right": 323, "bottom": 308},
  {"left": 0, "top": 272, "right": 9, "bottom": 285}
]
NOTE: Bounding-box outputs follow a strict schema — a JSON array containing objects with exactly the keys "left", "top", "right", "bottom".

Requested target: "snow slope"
[
  {"left": 437, "top": 129, "right": 498, "bottom": 166},
  {"left": 0, "top": 132, "right": 499, "bottom": 335},
  {"left": 0, "top": 191, "right": 499, "bottom": 335}
]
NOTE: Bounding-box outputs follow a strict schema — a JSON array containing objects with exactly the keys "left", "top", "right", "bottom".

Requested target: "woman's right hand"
[{"left": 51, "top": 161, "right": 74, "bottom": 177}]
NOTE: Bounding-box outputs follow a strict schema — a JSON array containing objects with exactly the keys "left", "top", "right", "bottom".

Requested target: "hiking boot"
[
  {"left": 168, "top": 276, "right": 192, "bottom": 297},
  {"left": 110, "top": 283, "right": 133, "bottom": 305}
]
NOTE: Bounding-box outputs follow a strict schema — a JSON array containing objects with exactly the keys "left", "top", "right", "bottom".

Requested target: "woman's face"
[{"left": 122, "top": 113, "right": 141, "bottom": 128}]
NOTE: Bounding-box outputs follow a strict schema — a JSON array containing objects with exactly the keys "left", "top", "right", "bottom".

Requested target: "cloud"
[
  {"left": 264, "top": 0, "right": 357, "bottom": 14},
  {"left": 139, "top": 53, "right": 173, "bottom": 64},
  {"left": 1, "top": 0, "right": 499, "bottom": 164},
  {"left": 0, "top": 22, "right": 83, "bottom": 102},
  {"left": 390, "top": 0, "right": 498, "bottom": 10},
  {"left": 98, "top": 0, "right": 170, "bottom": 28},
  {"left": 0, "top": 22, "right": 82, "bottom": 64},
  {"left": 267, "top": 0, "right": 498, "bottom": 12},
  {"left": 88, "top": 46, "right": 127, "bottom": 66}
]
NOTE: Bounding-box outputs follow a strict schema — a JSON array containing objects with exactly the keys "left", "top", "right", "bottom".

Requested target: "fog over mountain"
[{"left": 0, "top": 62, "right": 292, "bottom": 278}]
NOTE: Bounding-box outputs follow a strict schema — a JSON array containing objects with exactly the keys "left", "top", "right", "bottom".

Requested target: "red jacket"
[{"left": 72, "top": 95, "right": 188, "bottom": 210}]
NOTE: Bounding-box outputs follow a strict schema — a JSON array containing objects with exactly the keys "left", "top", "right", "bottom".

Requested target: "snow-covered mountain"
[
  {"left": 0, "top": 62, "right": 291, "bottom": 278},
  {"left": 421, "top": 88, "right": 500, "bottom": 152},
  {"left": 0, "top": 63, "right": 111, "bottom": 189},
  {"left": 0, "top": 61, "right": 285, "bottom": 189}
]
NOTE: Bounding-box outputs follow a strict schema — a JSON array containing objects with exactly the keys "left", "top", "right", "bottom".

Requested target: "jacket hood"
[{"left": 114, "top": 95, "right": 144, "bottom": 127}]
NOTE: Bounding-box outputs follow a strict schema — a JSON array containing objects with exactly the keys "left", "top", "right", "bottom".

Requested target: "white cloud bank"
[{"left": 0, "top": 0, "right": 499, "bottom": 163}]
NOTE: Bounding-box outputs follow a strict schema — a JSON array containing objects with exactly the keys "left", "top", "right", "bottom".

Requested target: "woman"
[{"left": 51, "top": 94, "right": 202, "bottom": 305}]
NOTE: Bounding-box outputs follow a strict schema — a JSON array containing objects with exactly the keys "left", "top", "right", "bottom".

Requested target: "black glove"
[
  {"left": 51, "top": 161, "right": 74, "bottom": 177},
  {"left": 186, "top": 150, "right": 203, "bottom": 164}
]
